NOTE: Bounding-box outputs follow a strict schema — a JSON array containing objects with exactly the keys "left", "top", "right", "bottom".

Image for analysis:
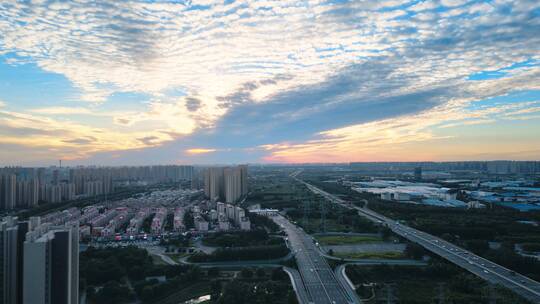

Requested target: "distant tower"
[
  {"left": 59, "top": 159, "right": 62, "bottom": 168},
  {"left": 414, "top": 167, "right": 422, "bottom": 181},
  {"left": 53, "top": 170, "right": 59, "bottom": 185}
]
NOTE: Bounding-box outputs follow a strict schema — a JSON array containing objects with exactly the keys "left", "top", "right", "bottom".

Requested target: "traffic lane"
[
  {"left": 363, "top": 214, "right": 537, "bottom": 299},
  {"left": 395, "top": 225, "right": 540, "bottom": 286},
  {"left": 391, "top": 226, "right": 540, "bottom": 302},
  {"left": 285, "top": 267, "right": 310, "bottom": 304},
  {"left": 275, "top": 215, "right": 357, "bottom": 303},
  {"left": 300, "top": 180, "right": 540, "bottom": 302},
  {"left": 280, "top": 223, "right": 327, "bottom": 302},
  {"left": 291, "top": 242, "right": 334, "bottom": 301},
  {"left": 361, "top": 207, "right": 540, "bottom": 291}
]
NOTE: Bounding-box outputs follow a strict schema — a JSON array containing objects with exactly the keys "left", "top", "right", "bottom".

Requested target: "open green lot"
[
  {"left": 316, "top": 235, "right": 382, "bottom": 245},
  {"left": 346, "top": 263, "right": 531, "bottom": 303},
  {"left": 334, "top": 251, "right": 403, "bottom": 260}
]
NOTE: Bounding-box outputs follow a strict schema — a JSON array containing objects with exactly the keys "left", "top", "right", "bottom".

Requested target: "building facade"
[
  {"left": 204, "top": 165, "right": 248, "bottom": 203},
  {"left": 23, "top": 222, "right": 79, "bottom": 304}
]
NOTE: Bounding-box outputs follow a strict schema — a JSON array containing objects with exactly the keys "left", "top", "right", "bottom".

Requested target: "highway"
[
  {"left": 273, "top": 214, "right": 360, "bottom": 304},
  {"left": 284, "top": 267, "right": 311, "bottom": 304},
  {"left": 297, "top": 177, "right": 540, "bottom": 303}
]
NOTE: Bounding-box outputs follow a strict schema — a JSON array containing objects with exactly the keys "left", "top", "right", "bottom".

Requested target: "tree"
[
  {"left": 208, "top": 267, "right": 220, "bottom": 277},
  {"left": 241, "top": 268, "right": 253, "bottom": 279},
  {"left": 210, "top": 279, "right": 221, "bottom": 301},
  {"left": 327, "top": 249, "right": 334, "bottom": 256},
  {"left": 441, "top": 233, "right": 455, "bottom": 242},
  {"left": 92, "top": 281, "right": 133, "bottom": 304},
  {"left": 186, "top": 265, "right": 201, "bottom": 281},
  {"left": 465, "top": 239, "right": 489, "bottom": 255},
  {"left": 405, "top": 242, "right": 426, "bottom": 259},
  {"left": 380, "top": 226, "right": 392, "bottom": 240},
  {"left": 271, "top": 267, "right": 287, "bottom": 281},
  {"left": 218, "top": 280, "right": 250, "bottom": 304},
  {"left": 288, "top": 290, "right": 299, "bottom": 304},
  {"left": 521, "top": 243, "right": 540, "bottom": 253},
  {"left": 184, "top": 211, "right": 195, "bottom": 229},
  {"left": 256, "top": 267, "right": 266, "bottom": 278},
  {"left": 140, "top": 286, "right": 154, "bottom": 302}
]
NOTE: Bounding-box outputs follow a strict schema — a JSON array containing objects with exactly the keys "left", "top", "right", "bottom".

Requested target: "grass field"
[
  {"left": 333, "top": 251, "right": 403, "bottom": 259},
  {"left": 297, "top": 218, "right": 352, "bottom": 233},
  {"left": 316, "top": 235, "right": 382, "bottom": 245}
]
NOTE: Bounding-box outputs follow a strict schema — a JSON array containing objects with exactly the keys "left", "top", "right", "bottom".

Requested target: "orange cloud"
[{"left": 185, "top": 148, "right": 217, "bottom": 155}]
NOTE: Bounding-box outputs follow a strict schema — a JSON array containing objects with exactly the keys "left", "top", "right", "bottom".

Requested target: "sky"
[{"left": 0, "top": 0, "right": 539, "bottom": 166}]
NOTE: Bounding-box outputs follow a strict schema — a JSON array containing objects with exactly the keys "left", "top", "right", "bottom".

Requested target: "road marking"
[{"left": 297, "top": 177, "right": 540, "bottom": 302}]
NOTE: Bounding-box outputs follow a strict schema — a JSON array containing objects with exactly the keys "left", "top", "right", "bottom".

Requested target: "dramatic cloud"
[
  {"left": 185, "top": 148, "right": 217, "bottom": 155},
  {"left": 262, "top": 95, "right": 540, "bottom": 162},
  {"left": 0, "top": 0, "right": 539, "bottom": 164},
  {"left": 31, "top": 107, "right": 94, "bottom": 115}
]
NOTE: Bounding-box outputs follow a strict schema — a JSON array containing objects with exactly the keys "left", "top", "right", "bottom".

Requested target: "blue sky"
[{"left": 0, "top": 0, "right": 539, "bottom": 165}]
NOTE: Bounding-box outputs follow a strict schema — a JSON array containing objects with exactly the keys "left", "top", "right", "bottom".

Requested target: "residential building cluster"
[
  {"left": 127, "top": 208, "right": 152, "bottom": 236},
  {"left": 87, "top": 189, "right": 199, "bottom": 239},
  {"left": 0, "top": 165, "right": 195, "bottom": 211},
  {"left": 1, "top": 215, "right": 79, "bottom": 304},
  {"left": 203, "top": 165, "right": 248, "bottom": 203},
  {"left": 73, "top": 165, "right": 194, "bottom": 183},
  {"left": 0, "top": 167, "right": 113, "bottom": 211},
  {"left": 188, "top": 200, "right": 251, "bottom": 233},
  {"left": 173, "top": 207, "right": 185, "bottom": 231},
  {"left": 17, "top": 188, "right": 200, "bottom": 243},
  {"left": 151, "top": 207, "right": 168, "bottom": 234}
]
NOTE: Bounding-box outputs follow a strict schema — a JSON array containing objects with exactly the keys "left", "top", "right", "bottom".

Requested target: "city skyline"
[{"left": 1, "top": 0, "right": 539, "bottom": 166}]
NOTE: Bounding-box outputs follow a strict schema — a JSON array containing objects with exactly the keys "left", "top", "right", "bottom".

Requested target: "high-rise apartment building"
[
  {"left": 204, "top": 165, "right": 248, "bottom": 203},
  {"left": 239, "top": 165, "right": 248, "bottom": 197},
  {"left": 1, "top": 217, "right": 19, "bottom": 304},
  {"left": 1, "top": 175, "right": 17, "bottom": 210},
  {"left": 0, "top": 217, "right": 37, "bottom": 304},
  {"left": 224, "top": 167, "right": 242, "bottom": 203},
  {"left": 26, "top": 179, "right": 39, "bottom": 208},
  {"left": 23, "top": 223, "right": 79, "bottom": 304},
  {"left": 204, "top": 167, "right": 224, "bottom": 201},
  {"left": 14, "top": 179, "right": 39, "bottom": 209}
]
